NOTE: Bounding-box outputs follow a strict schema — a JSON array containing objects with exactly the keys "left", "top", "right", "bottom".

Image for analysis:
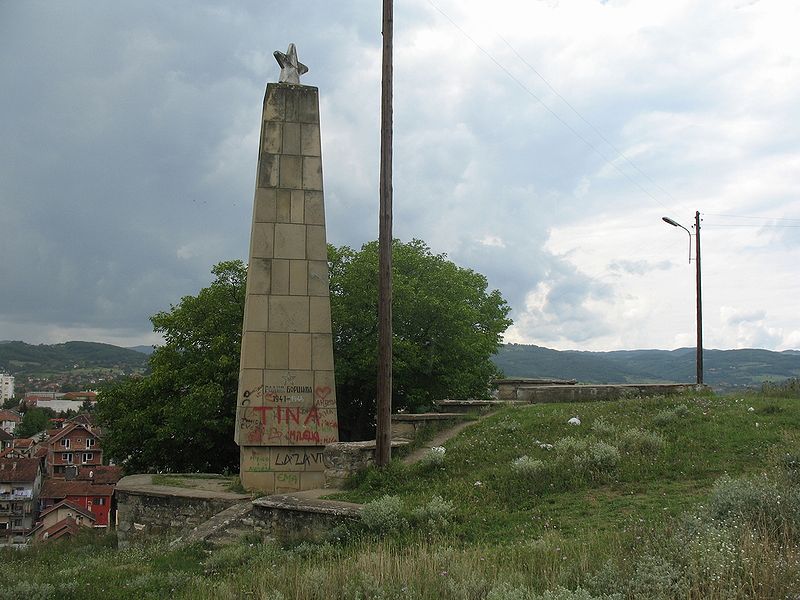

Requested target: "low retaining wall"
[
  {"left": 494, "top": 378, "right": 577, "bottom": 400},
  {"left": 390, "top": 412, "right": 469, "bottom": 440},
  {"left": 518, "top": 383, "right": 708, "bottom": 403},
  {"left": 115, "top": 475, "right": 250, "bottom": 547},
  {"left": 251, "top": 495, "right": 361, "bottom": 543}
]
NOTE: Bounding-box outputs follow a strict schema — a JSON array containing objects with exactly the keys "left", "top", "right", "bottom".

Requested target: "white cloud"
[{"left": 1, "top": 0, "right": 799, "bottom": 350}]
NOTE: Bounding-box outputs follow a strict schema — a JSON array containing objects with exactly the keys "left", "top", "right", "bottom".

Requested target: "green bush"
[
  {"left": 361, "top": 495, "right": 407, "bottom": 533},
  {"left": 618, "top": 428, "right": 665, "bottom": 454},
  {"left": 412, "top": 495, "right": 455, "bottom": 530},
  {"left": 705, "top": 474, "right": 800, "bottom": 535},
  {"left": 590, "top": 416, "right": 617, "bottom": 436},
  {"left": 573, "top": 441, "right": 621, "bottom": 477},
  {"left": 417, "top": 446, "right": 447, "bottom": 469},
  {"left": 511, "top": 456, "right": 547, "bottom": 478}
]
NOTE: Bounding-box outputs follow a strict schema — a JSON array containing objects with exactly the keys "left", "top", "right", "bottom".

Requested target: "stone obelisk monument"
[{"left": 235, "top": 44, "right": 338, "bottom": 493}]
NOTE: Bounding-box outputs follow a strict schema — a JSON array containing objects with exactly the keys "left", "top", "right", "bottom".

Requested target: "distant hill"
[
  {"left": 492, "top": 344, "right": 800, "bottom": 392},
  {"left": 127, "top": 345, "right": 155, "bottom": 356},
  {"left": 0, "top": 341, "right": 148, "bottom": 376}
]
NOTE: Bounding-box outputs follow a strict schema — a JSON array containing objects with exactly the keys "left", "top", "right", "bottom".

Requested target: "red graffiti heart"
[{"left": 315, "top": 386, "right": 331, "bottom": 401}]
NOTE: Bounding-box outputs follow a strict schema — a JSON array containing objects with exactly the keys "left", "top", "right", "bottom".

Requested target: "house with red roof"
[
  {"left": 38, "top": 478, "right": 115, "bottom": 528},
  {"left": 30, "top": 500, "right": 96, "bottom": 541},
  {"left": 0, "top": 409, "right": 21, "bottom": 435},
  {"left": 46, "top": 422, "right": 102, "bottom": 477},
  {"left": 0, "top": 429, "right": 12, "bottom": 452},
  {"left": 0, "top": 457, "right": 42, "bottom": 544}
]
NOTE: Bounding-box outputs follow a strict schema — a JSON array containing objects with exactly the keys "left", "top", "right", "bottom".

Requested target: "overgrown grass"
[{"left": 5, "top": 392, "right": 800, "bottom": 599}]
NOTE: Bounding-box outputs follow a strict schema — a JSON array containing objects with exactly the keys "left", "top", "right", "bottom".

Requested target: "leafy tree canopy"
[
  {"left": 96, "top": 241, "right": 511, "bottom": 471},
  {"left": 331, "top": 239, "right": 511, "bottom": 438},
  {"left": 96, "top": 261, "right": 245, "bottom": 473},
  {"left": 16, "top": 407, "right": 55, "bottom": 438}
]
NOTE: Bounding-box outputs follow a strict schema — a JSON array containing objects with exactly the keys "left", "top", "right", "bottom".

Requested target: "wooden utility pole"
[
  {"left": 376, "top": 0, "right": 393, "bottom": 467},
  {"left": 694, "top": 210, "right": 703, "bottom": 385}
]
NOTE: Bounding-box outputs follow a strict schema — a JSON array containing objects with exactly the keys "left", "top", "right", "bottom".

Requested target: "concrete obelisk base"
[{"left": 235, "top": 83, "right": 339, "bottom": 494}]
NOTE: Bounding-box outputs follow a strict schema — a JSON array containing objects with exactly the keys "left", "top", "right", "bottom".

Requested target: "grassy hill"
[
  {"left": 493, "top": 343, "right": 800, "bottom": 391},
  {"left": 0, "top": 341, "right": 148, "bottom": 377},
  {"left": 4, "top": 387, "right": 800, "bottom": 598}
]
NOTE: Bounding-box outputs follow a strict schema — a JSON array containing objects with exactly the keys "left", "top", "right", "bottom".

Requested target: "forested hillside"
[{"left": 493, "top": 344, "right": 800, "bottom": 391}]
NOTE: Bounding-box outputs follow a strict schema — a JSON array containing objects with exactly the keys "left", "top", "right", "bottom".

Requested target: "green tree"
[
  {"left": 16, "top": 407, "right": 55, "bottom": 438},
  {"left": 96, "top": 261, "right": 245, "bottom": 473},
  {"left": 330, "top": 239, "right": 511, "bottom": 438},
  {"left": 96, "top": 241, "right": 511, "bottom": 471}
]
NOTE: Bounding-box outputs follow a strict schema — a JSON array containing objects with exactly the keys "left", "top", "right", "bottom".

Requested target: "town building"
[
  {"left": 0, "top": 409, "right": 21, "bottom": 435},
  {"left": 30, "top": 500, "right": 96, "bottom": 541},
  {"left": 38, "top": 477, "right": 115, "bottom": 528},
  {"left": 0, "top": 457, "right": 43, "bottom": 544},
  {"left": 0, "top": 374, "right": 14, "bottom": 403},
  {"left": 46, "top": 422, "right": 103, "bottom": 477}
]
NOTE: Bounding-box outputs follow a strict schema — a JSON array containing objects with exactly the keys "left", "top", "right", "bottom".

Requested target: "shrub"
[
  {"left": 511, "top": 456, "right": 547, "bottom": 478},
  {"left": 778, "top": 452, "right": 800, "bottom": 484},
  {"left": 705, "top": 474, "right": 800, "bottom": 535},
  {"left": 591, "top": 417, "right": 617, "bottom": 436},
  {"left": 619, "top": 428, "right": 665, "bottom": 454},
  {"left": 574, "top": 441, "right": 621, "bottom": 476},
  {"left": 204, "top": 542, "right": 253, "bottom": 574},
  {"left": 673, "top": 404, "right": 690, "bottom": 417},
  {"left": 536, "top": 587, "right": 623, "bottom": 600},
  {"left": 497, "top": 417, "right": 522, "bottom": 432},
  {"left": 652, "top": 410, "right": 676, "bottom": 427},
  {"left": 554, "top": 436, "right": 589, "bottom": 457},
  {"left": 361, "top": 495, "right": 407, "bottom": 533},
  {"left": 417, "top": 446, "right": 446, "bottom": 469},
  {"left": 412, "top": 495, "right": 455, "bottom": 530},
  {"left": 0, "top": 582, "right": 56, "bottom": 600},
  {"left": 626, "top": 554, "right": 688, "bottom": 600}
]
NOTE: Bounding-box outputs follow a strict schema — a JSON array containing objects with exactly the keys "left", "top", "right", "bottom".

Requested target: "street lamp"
[{"left": 662, "top": 211, "right": 703, "bottom": 385}]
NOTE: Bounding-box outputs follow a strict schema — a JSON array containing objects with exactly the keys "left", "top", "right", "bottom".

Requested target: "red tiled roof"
[
  {"left": 34, "top": 517, "right": 83, "bottom": 541},
  {"left": 77, "top": 465, "right": 122, "bottom": 484},
  {"left": 0, "top": 429, "right": 12, "bottom": 442},
  {"left": 63, "top": 392, "right": 97, "bottom": 401},
  {"left": 13, "top": 438, "right": 33, "bottom": 448},
  {"left": 69, "top": 413, "right": 95, "bottom": 426},
  {"left": 0, "top": 410, "right": 21, "bottom": 422},
  {"left": 39, "top": 479, "right": 114, "bottom": 499},
  {"left": 0, "top": 457, "right": 40, "bottom": 482},
  {"left": 47, "top": 423, "right": 94, "bottom": 445},
  {"left": 39, "top": 499, "right": 96, "bottom": 522}
]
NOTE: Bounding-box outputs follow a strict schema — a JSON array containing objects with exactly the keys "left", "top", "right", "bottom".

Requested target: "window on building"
[
  {"left": 93, "top": 497, "right": 106, "bottom": 506},
  {"left": 82, "top": 453, "right": 93, "bottom": 463},
  {"left": 62, "top": 453, "right": 73, "bottom": 463},
  {"left": 86, "top": 438, "right": 95, "bottom": 448},
  {"left": 11, "top": 519, "right": 21, "bottom": 528},
  {"left": 60, "top": 438, "right": 70, "bottom": 449}
]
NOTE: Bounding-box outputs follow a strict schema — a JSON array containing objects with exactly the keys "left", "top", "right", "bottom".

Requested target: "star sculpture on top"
[{"left": 273, "top": 43, "right": 308, "bottom": 84}]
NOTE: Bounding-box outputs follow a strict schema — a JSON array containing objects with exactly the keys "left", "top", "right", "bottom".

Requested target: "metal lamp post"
[{"left": 662, "top": 211, "right": 703, "bottom": 385}]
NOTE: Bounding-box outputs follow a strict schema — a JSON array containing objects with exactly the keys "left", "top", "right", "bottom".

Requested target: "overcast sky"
[{"left": 1, "top": 0, "right": 798, "bottom": 352}]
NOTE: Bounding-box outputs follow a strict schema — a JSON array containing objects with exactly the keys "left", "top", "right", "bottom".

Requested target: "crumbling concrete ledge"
[{"left": 251, "top": 494, "right": 362, "bottom": 543}]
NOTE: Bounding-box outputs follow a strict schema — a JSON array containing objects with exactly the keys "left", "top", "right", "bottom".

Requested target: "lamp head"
[{"left": 662, "top": 217, "right": 680, "bottom": 227}]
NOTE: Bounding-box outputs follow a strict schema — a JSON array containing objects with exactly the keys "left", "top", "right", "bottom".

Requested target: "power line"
[
  {"left": 497, "top": 34, "right": 679, "bottom": 207},
  {"left": 703, "top": 223, "right": 800, "bottom": 229},
  {"left": 426, "top": 0, "right": 671, "bottom": 211},
  {"left": 703, "top": 213, "right": 800, "bottom": 222}
]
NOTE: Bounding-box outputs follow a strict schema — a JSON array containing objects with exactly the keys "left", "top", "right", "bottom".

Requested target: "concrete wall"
[
  {"left": 518, "top": 383, "right": 707, "bottom": 403},
  {"left": 115, "top": 489, "right": 244, "bottom": 547}
]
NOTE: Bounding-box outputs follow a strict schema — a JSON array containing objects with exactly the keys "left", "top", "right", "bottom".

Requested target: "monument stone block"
[{"left": 236, "top": 49, "right": 339, "bottom": 493}]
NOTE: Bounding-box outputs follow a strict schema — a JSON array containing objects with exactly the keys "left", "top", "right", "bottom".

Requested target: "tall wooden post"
[
  {"left": 694, "top": 210, "right": 703, "bottom": 385},
  {"left": 376, "top": 0, "right": 394, "bottom": 467}
]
